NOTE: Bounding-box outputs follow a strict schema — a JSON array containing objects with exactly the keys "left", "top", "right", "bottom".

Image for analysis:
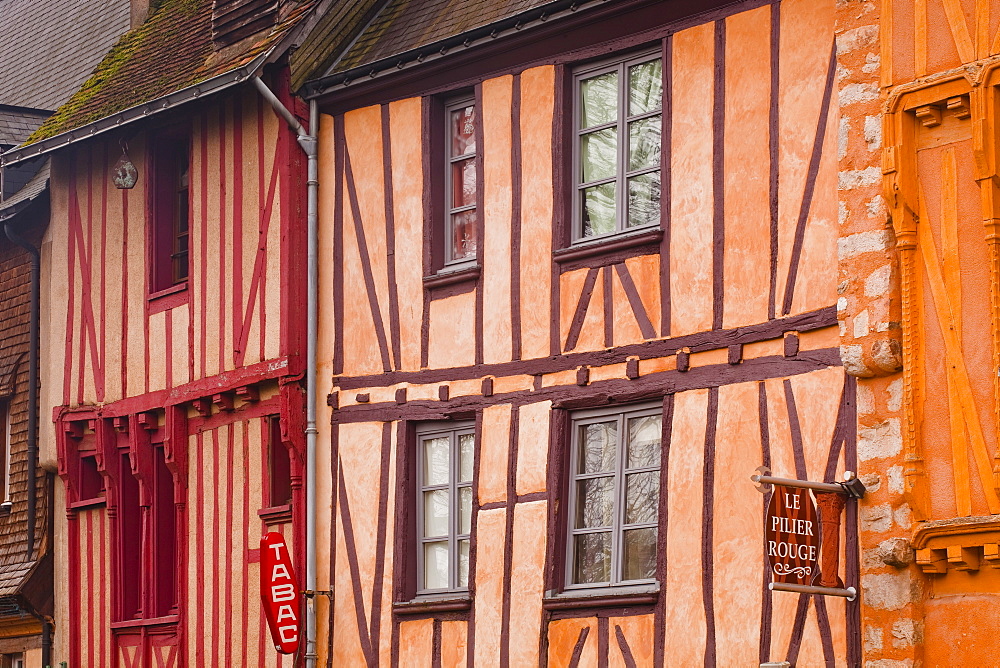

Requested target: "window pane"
[
  {"left": 582, "top": 183, "right": 616, "bottom": 237},
  {"left": 580, "top": 71, "right": 618, "bottom": 129},
  {"left": 627, "top": 172, "right": 660, "bottom": 228},
  {"left": 458, "top": 539, "right": 470, "bottom": 587},
  {"left": 574, "top": 532, "right": 612, "bottom": 584},
  {"left": 576, "top": 477, "right": 614, "bottom": 528},
  {"left": 423, "top": 437, "right": 450, "bottom": 486},
  {"left": 580, "top": 127, "right": 617, "bottom": 183},
  {"left": 622, "top": 527, "right": 657, "bottom": 580},
  {"left": 424, "top": 541, "right": 450, "bottom": 589},
  {"left": 626, "top": 415, "right": 662, "bottom": 469},
  {"left": 624, "top": 471, "right": 659, "bottom": 525},
  {"left": 628, "top": 116, "right": 660, "bottom": 171},
  {"left": 628, "top": 59, "right": 662, "bottom": 116},
  {"left": 579, "top": 421, "right": 618, "bottom": 474},
  {"left": 451, "top": 105, "right": 476, "bottom": 156},
  {"left": 458, "top": 433, "right": 474, "bottom": 483},
  {"left": 459, "top": 486, "right": 472, "bottom": 534},
  {"left": 450, "top": 209, "right": 478, "bottom": 261},
  {"left": 451, "top": 158, "right": 477, "bottom": 208},
  {"left": 423, "top": 489, "right": 449, "bottom": 537}
]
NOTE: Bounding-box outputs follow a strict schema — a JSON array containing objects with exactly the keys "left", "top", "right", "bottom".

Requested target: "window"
[
  {"left": 416, "top": 423, "right": 474, "bottom": 594},
  {"left": 567, "top": 404, "right": 662, "bottom": 589},
  {"left": 444, "top": 98, "right": 478, "bottom": 264},
  {"left": 150, "top": 129, "right": 190, "bottom": 293},
  {"left": 267, "top": 415, "right": 292, "bottom": 508},
  {"left": 574, "top": 52, "right": 662, "bottom": 240},
  {"left": 112, "top": 414, "right": 180, "bottom": 622}
]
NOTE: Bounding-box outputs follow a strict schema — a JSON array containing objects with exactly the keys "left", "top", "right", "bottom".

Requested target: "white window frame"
[
  {"left": 415, "top": 421, "right": 475, "bottom": 595},
  {"left": 444, "top": 96, "right": 478, "bottom": 266},
  {"left": 572, "top": 49, "right": 663, "bottom": 242},
  {"left": 565, "top": 402, "right": 662, "bottom": 591}
]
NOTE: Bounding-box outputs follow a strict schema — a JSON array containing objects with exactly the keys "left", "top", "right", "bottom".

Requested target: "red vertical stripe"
[
  {"left": 99, "top": 511, "right": 107, "bottom": 667},
  {"left": 225, "top": 425, "right": 235, "bottom": 666},
  {"left": 81, "top": 154, "right": 93, "bottom": 405},
  {"left": 257, "top": 95, "right": 267, "bottom": 362},
  {"left": 212, "top": 428, "right": 221, "bottom": 665},
  {"left": 200, "top": 114, "right": 210, "bottom": 381},
  {"left": 86, "top": 511, "right": 95, "bottom": 668},
  {"left": 232, "top": 101, "right": 244, "bottom": 360},
  {"left": 121, "top": 190, "right": 130, "bottom": 398},
  {"left": 241, "top": 420, "right": 251, "bottom": 667},
  {"left": 100, "top": 144, "right": 108, "bottom": 403},
  {"left": 64, "top": 168, "right": 78, "bottom": 405},
  {"left": 219, "top": 104, "right": 229, "bottom": 375},
  {"left": 195, "top": 432, "right": 205, "bottom": 665}
]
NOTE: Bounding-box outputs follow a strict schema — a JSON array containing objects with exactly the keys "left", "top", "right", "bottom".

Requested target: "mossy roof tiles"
[
  {"left": 328, "top": 0, "right": 555, "bottom": 74},
  {"left": 26, "top": 0, "right": 316, "bottom": 146}
]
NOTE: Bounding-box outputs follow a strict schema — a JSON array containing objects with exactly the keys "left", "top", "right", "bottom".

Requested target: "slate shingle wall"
[{"left": 0, "top": 219, "right": 47, "bottom": 594}]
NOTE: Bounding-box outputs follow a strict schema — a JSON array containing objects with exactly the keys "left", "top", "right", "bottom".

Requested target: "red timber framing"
[
  {"left": 316, "top": 0, "right": 853, "bottom": 665},
  {"left": 49, "top": 66, "right": 309, "bottom": 667}
]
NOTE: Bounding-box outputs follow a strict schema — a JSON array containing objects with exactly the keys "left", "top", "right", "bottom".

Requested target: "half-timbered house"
[
  {"left": 303, "top": 0, "right": 861, "bottom": 664},
  {"left": 0, "top": 0, "right": 324, "bottom": 664},
  {"left": 0, "top": 1, "right": 131, "bottom": 664}
]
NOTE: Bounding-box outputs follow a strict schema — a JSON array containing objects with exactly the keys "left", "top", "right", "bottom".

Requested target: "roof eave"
[
  {"left": 0, "top": 49, "right": 274, "bottom": 168},
  {"left": 302, "top": 0, "right": 579, "bottom": 99}
]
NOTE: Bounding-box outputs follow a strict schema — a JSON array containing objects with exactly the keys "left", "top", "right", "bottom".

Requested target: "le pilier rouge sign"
[{"left": 765, "top": 485, "right": 820, "bottom": 584}]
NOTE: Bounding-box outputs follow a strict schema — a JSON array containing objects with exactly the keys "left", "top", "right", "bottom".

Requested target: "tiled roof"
[
  {"left": 328, "top": 0, "right": 557, "bottom": 74},
  {"left": 24, "top": 0, "right": 317, "bottom": 146},
  {"left": 0, "top": 560, "right": 35, "bottom": 598},
  {"left": 0, "top": 0, "right": 130, "bottom": 111},
  {"left": 289, "top": 0, "right": 386, "bottom": 91},
  {"left": 0, "top": 108, "right": 49, "bottom": 148}
]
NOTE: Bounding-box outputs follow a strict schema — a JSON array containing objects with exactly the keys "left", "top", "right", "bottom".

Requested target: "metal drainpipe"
[
  {"left": 251, "top": 76, "right": 320, "bottom": 668},
  {"left": 3, "top": 222, "right": 40, "bottom": 563}
]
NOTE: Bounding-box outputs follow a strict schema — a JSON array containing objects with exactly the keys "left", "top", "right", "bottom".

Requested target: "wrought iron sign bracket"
[{"left": 751, "top": 466, "right": 867, "bottom": 499}]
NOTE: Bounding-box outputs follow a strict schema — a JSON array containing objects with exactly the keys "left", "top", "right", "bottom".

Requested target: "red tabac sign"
[
  {"left": 765, "top": 485, "right": 820, "bottom": 585},
  {"left": 261, "top": 532, "right": 300, "bottom": 654}
]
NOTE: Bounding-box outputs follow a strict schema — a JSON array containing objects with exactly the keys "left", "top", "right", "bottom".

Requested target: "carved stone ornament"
[{"left": 112, "top": 154, "right": 138, "bottom": 189}]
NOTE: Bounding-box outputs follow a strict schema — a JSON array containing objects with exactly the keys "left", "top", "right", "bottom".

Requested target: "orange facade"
[{"left": 314, "top": 0, "right": 859, "bottom": 664}]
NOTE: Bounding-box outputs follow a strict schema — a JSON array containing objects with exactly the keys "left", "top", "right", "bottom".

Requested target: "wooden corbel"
[{"left": 163, "top": 405, "right": 188, "bottom": 501}]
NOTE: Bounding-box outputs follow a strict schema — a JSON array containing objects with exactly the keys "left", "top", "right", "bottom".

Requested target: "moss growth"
[{"left": 24, "top": 0, "right": 207, "bottom": 145}]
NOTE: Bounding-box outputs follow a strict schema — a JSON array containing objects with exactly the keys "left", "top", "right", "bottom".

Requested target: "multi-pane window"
[
  {"left": 417, "top": 423, "right": 474, "bottom": 593},
  {"left": 574, "top": 53, "right": 662, "bottom": 239},
  {"left": 445, "top": 99, "right": 478, "bottom": 264},
  {"left": 567, "top": 404, "right": 662, "bottom": 588}
]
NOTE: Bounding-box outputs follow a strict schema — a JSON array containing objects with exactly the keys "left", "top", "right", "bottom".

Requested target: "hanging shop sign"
[
  {"left": 751, "top": 466, "right": 866, "bottom": 600},
  {"left": 765, "top": 485, "right": 819, "bottom": 585},
  {"left": 261, "top": 532, "right": 301, "bottom": 654}
]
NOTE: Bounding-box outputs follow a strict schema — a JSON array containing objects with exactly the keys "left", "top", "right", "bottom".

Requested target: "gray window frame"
[
  {"left": 572, "top": 49, "right": 663, "bottom": 242},
  {"left": 444, "top": 96, "right": 478, "bottom": 266},
  {"left": 565, "top": 402, "right": 662, "bottom": 591},
  {"left": 415, "top": 421, "right": 475, "bottom": 595}
]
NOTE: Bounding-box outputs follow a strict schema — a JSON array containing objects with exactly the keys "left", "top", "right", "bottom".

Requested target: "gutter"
[
  {"left": 303, "top": 0, "right": 584, "bottom": 98},
  {"left": 3, "top": 222, "right": 40, "bottom": 562},
  {"left": 1, "top": 48, "right": 275, "bottom": 168},
  {"left": 250, "top": 76, "right": 320, "bottom": 668}
]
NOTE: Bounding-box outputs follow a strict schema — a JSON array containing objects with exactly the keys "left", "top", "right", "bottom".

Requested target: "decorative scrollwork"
[{"left": 773, "top": 564, "right": 812, "bottom": 580}]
